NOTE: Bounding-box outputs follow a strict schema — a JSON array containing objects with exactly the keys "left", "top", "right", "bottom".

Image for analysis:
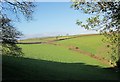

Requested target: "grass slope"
[
  {"left": 19, "top": 34, "right": 111, "bottom": 60},
  {"left": 19, "top": 44, "right": 108, "bottom": 67},
  {"left": 3, "top": 34, "right": 119, "bottom": 80},
  {"left": 56, "top": 35, "right": 111, "bottom": 60},
  {"left": 3, "top": 55, "right": 120, "bottom": 80}
]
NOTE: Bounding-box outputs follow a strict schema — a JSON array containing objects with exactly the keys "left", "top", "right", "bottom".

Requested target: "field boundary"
[{"left": 18, "top": 34, "right": 100, "bottom": 44}]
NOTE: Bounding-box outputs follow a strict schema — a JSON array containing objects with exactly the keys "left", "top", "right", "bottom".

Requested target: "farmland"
[{"left": 2, "top": 34, "right": 120, "bottom": 80}]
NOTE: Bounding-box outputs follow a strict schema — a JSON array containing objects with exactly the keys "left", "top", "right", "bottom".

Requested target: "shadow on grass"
[{"left": 2, "top": 55, "right": 120, "bottom": 80}]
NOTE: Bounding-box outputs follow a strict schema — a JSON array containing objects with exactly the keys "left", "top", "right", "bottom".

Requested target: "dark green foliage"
[
  {"left": 2, "top": 43, "right": 23, "bottom": 57},
  {"left": 71, "top": 1, "right": 120, "bottom": 66},
  {"left": 1, "top": 18, "right": 22, "bottom": 43},
  {"left": 116, "top": 60, "right": 120, "bottom": 69},
  {"left": 1, "top": 17, "right": 23, "bottom": 56}
]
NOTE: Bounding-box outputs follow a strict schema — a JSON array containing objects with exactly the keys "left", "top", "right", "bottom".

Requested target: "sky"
[{"left": 15, "top": 2, "right": 98, "bottom": 39}]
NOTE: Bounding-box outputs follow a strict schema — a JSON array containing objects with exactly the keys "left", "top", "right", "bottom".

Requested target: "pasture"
[
  {"left": 56, "top": 34, "right": 112, "bottom": 61},
  {"left": 2, "top": 34, "right": 120, "bottom": 80}
]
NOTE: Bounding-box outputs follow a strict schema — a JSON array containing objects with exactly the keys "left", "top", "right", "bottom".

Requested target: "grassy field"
[
  {"left": 3, "top": 55, "right": 120, "bottom": 80},
  {"left": 2, "top": 34, "right": 119, "bottom": 80},
  {"left": 19, "top": 34, "right": 111, "bottom": 60},
  {"left": 56, "top": 35, "right": 111, "bottom": 61},
  {"left": 19, "top": 44, "right": 108, "bottom": 67}
]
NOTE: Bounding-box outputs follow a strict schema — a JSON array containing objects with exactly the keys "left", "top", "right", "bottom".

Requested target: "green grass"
[
  {"left": 56, "top": 35, "right": 104, "bottom": 54},
  {"left": 56, "top": 35, "right": 112, "bottom": 60},
  {"left": 19, "top": 34, "right": 112, "bottom": 60},
  {"left": 3, "top": 34, "right": 119, "bottom": 80},
  {"left": 19, "top": 34, "right": 113, "bottom": 64},
  {"left": 3, "top": 55, "right": 120, "bottom": 80},
  {"left": 19, "top": 44, "right": 108, "bottom": 67}
]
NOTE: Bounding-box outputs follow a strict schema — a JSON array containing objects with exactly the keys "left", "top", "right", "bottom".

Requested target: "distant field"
[
  {"left": 18, "top": 36, "right": 70, "bottom": 43},
  {"left": 18, "top": 37, "right": 56, "bottom": 43}
]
